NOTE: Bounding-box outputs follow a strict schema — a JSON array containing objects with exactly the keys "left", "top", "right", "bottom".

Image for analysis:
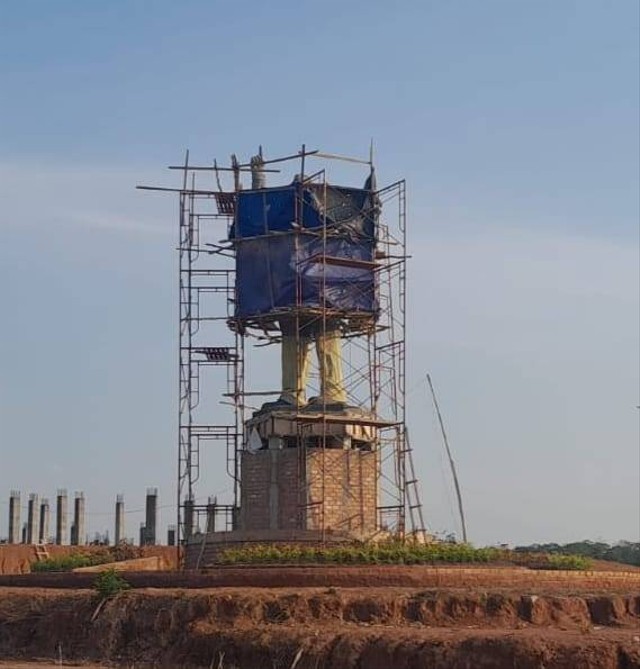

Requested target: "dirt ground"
[
  {"left": 1, "top": 585, "right": 639, "bottom": 668},
  {"left": 591, "top": 558, "right": 640, "bottom": 572},
  {"left": 0, "top": 664, "right": 107, "bottom": 668},
  {"left": 2, "top": 564, "right": 639, "bottom": 595},
  {"left": 1, "top": 548, "right": 638, "bottom": 668}
]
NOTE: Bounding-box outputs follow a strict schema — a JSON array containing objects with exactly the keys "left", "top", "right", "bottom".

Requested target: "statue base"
[
  {"left": 246, "top": 404, "right": 393, "bottom": 450},
  {"left": 233, "top": 405, "right": 394, "bottom": 541}
]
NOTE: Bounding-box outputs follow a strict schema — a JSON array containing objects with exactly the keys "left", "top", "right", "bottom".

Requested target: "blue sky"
[{"left": 0, "top": 0, "right": 638, "bottom": 545}]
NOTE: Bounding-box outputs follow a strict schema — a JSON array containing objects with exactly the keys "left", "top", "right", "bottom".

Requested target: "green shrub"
[
  {"left": 32, "top": 545, "right": 144, "bottom": 573},
  {"left": 32, "top": 553, "right": 111, "bottom": 572},
  {"left": 545, "top": 554, "right": 592, "bottom": 571},
  {"left": 215, "top": 541, "right": 591, "bottom": 570},
  {"left": 218, "top": 540, "right": 590, "bottom": 570},
  {"left": 217, "top": 541, "right": 505, "bottom": 566},
  {"left": 93, "top": 569, "right": 131, "bottom": 598},
  {"left": 508, "top": 550, "right": 592, "bottom": 571}
]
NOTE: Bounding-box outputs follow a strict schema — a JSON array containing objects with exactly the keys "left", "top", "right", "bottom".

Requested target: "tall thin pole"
[
  {"left": 426, "top": 374, "right": 468, "bottom": 543},
  {"left": 178, "top": 148, "right": 189, "bottom": 562}
]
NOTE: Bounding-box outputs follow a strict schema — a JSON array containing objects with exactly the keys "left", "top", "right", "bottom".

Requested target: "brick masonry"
[{"left": 240, "top": 448, "right": 378, "bottom": 536}]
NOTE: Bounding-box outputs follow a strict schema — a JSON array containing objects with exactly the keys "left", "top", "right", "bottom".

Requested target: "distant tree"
[
  {"left": 514, "top": 541, "right": 640, "bottom": 567},
  {"left": 606, "top": 541, "right": 640, "bottom": 566}
]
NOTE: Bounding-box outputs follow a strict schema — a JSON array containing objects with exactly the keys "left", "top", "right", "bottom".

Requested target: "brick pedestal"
[{"left": 240, "top": 448, "right": 378, "bottom": 537}]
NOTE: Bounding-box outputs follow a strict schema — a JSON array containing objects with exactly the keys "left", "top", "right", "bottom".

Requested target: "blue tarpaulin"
[
  {"left": 232, "top": 183, "right": 374, "bottom": 238},
  {"left": 232, "top": 183, "right": 377, "bottom": 320}
]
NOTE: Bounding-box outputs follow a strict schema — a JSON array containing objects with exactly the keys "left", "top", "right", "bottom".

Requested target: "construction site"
[
  {"left": 160, "top": 146, "right": 427, "bottom": 566},
  {"left": 1, "top": 146, "right": 638, "bottom": 669},
  {"left": 3, "top": 489, "right": 172, "bottom": 549}
]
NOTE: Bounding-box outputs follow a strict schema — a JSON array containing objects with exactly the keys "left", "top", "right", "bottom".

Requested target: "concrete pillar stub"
[
  {"left": 139, "top": 523, "right": 146, "bottom": 547},
  {"left": 39, "top": 498, "right": 50, "bottom": 544},
  {"left": 56, "top": 490, "right": 68, "bottom": 545},
  {"left": 72, "top": 492, "right": 85, "bottom": 546},
  {"left": 8, "top": 491, "right": 21, "bottom": 544},
  {"left": 27, "top": 494, "right": 39, "bottom": 545},
  {"left": 115, "top": 494, "right": 125, "bottom": 544},
  {"left": 206, "top": 496, "right": 217, "bottom": 533},
  {"left": 184, "top": 496, "right": 195, "bottom": 541},
  {"left": 144, "top": 488, "right": 157, "bottom": 546}
]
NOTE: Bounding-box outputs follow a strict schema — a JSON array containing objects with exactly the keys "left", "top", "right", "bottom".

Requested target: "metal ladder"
[{"left": 405, "top": 429, "right": 428, "bottom": 541}]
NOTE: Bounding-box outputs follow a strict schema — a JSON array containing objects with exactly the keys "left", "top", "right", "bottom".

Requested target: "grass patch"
[
  {"left": 218, "top": 542, "right": 502, "bottom": 566},
  {"left": 31, "top": 553, "right": 112, "bottom": 572},
  {"left": 509, "top": 551, "right": 593, "bottom": 571},
  {"left": 93, "top": 568, "right": 131, "bottom": 598},
  {"left": 543, "top": 554, "right": 592, "bottom": 571},
  {"left": 31, "top": 543, "right": 143, "bottom": 572},
  {"left": 216, "top": 542, "right": 592, "bottom": 570}
]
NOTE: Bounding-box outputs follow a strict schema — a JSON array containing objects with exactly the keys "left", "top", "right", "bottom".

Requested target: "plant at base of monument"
[
  {"left": 217, "top": 542, "right": 504, "bottom": 566},
  {"left": 93, "top": 568, "right": 131, "bottom": 598},
  {"left": 216, "top": 542, "right": 592, "bottom": 569}
]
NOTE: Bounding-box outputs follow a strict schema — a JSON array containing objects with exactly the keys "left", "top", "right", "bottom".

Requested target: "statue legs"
[
  {"left": 279, "top": 318, "right": 347, "bottom": 407},
  {"left": 281, "top": 330, "right": 312, "bottom": 406},
  {"left": 315, "top": 328, "right": 347, "bottom": 404}
]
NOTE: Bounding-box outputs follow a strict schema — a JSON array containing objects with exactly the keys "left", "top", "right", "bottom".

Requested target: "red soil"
[
  {"left": 2, "top": 564, "right": 639, "bottom": 594},
  {"left": 0, "top": 586, "right": 639, "bottom": 668},
  {"left": 0, "top": 545, "right": 178, "bottom": 575}
]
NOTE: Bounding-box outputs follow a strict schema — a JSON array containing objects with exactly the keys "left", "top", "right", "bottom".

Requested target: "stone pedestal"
[{"left": 238, "top": 406, "right": 390, "bottom": 538}]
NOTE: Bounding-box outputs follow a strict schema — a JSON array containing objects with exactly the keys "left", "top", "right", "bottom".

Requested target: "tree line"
[{"left": 514, "top": 541, "right": 639, "bottom": 567}]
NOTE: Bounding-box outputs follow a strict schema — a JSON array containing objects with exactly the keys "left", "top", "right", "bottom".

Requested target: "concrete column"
[
  {"left": 167, "top": 525, "right": 176, "bottom": 546},
  {"left": 39, "top": 498, "right": 50, "bottom": 544},
  {"left": 114, "top": 494, "right": 125, "bottom": 544},
  {"left": 144, "top": 488, "right": 157, "bottom": 546},
  {"left": 21, "top": 523, "right": 27, "bottom": 544},
  {"left": 56, "top": 490, "right": 68, "bottom": 545},
  {"left": 139, "top": 523, "right": 146, "bottom": 547},
  {"left": 26, "top": 494, "right": 39, "bottom": 544},
  {"left": 206, "top": 496, "right": 217, "bottom": 533},
  {"left": 8, "top": 491, "right": 21, "bottom": 544},
  {"left": 72, "top": 492, "right": 85, "bottom": 546},
  {"left": 183, "top": 495, "right": 194, "bottom": 541}
]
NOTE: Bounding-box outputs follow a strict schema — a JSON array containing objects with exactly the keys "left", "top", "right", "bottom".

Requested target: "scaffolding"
[{"left": 139, "top": 146, "right": 426, "bottom": 551}]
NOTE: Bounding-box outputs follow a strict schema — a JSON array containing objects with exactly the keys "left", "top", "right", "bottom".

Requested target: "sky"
[{"left": 0, "top": 0, "right": 638, "bottom": 547}]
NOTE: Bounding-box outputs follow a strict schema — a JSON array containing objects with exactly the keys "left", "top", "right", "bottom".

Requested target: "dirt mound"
[
  {"left": 0, "top": 545, "right": 178, "bottom": 575},
  {"left": 0, "top": 587, "right": 639, "bottom": 668}
]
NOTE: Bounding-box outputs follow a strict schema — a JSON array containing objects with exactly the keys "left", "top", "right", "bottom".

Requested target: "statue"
[
  {"left": 234, "top": 152, "right": 378, "bottom": 414},
  {"left": 278, "top": 314, "right": 346, "bottom": 408}
]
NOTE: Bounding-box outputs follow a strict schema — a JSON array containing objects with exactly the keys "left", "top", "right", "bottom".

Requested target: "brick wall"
[
  {"left": 277, "top": 450, "right": 300, "bottom": 529},
  {"left": 239, "top": 451, "right": 271, "bottom": 530},
  {"left": 240, "top": 448, "right": 378, "bottom": 536},
  {"left": 306, "top": 450, "right": 377, "bottom": 533}
]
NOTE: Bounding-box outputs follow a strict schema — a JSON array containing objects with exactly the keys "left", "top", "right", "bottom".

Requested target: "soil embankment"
[
  {"left": 0, "top": 545, "right": 178, "bottom": 575},
  {"left": 1, "top": 585, "right": 639, "bottom": 668},
  {"left": 2, "top": 563, "right": 639, "bottom": 592}
]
